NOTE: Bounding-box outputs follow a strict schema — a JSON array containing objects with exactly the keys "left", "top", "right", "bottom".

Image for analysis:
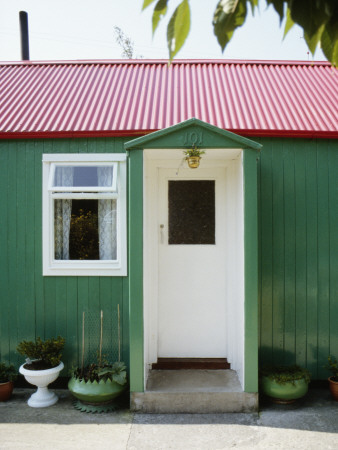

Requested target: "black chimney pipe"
[{"left": 19, "top": 11, "right": 30, "bottom": 61}]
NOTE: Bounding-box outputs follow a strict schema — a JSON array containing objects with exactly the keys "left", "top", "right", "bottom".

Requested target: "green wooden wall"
[
  {"left": 257, "top": 137, "right": 338, "bottom": 379},
  {"left": 0, "top": 138, "right": 131, "bottom": 373},
  {"left": 0, "top": 135, "right": 337, "bottom": 381}
]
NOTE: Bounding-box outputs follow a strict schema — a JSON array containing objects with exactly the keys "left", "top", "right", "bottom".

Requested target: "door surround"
[
  {"left": 125, "top": 118, "right": 261, "bottom": 396},
  {"left": 143, "top": 148, "right": 245, "bottom": 389}
]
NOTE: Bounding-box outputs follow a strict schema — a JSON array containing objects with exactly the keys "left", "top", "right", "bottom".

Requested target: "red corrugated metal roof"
[{"left": 0, "top": 59, "right": 337, "bottom": 139}]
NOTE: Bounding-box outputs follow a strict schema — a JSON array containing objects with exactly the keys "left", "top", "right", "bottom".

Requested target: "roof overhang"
[{"left": 0, "top": 128, "right": 337, "bottom": 141}]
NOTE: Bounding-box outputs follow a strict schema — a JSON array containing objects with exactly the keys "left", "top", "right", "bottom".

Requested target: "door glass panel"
[{"left": 168, "top": 180, "right": 215, "bottom": 245}]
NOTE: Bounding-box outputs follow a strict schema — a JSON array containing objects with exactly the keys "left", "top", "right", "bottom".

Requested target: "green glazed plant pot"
[
  {"left": 261, "top": 376, "right": 309, "bottom": 403},
  {"left": 68, "top": 377, "right": 126, "bottom": 404}
]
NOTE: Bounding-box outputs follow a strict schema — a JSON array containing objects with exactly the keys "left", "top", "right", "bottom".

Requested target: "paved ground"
[{"left": 0, "top": 387, "right": 338, "bottom": 449}]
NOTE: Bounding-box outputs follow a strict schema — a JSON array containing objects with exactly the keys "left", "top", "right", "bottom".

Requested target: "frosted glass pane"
[
  {"left": 168, "top": 180, "right": 215, "bottom": 245},
  {"left": 53, "top": 166, "right": 114, "bottom": 188}
]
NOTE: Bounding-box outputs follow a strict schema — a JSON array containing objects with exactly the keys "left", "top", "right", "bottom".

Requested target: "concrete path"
[{"left": 0, "top": 387, "right": 338, "bottom": 449}]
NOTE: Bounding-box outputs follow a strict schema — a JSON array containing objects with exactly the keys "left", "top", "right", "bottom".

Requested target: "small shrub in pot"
[
  {"left": 325, "top": 355, "right": 338, "bottom": 401},
  {"left": 17, "top": 336, "right": 65, "bottom": 370},
  {"left": 0, "top": 363, "right": 17, "bottom": 401},
  {"left": 17, "top": 336, "right": 66, "bottom": 407},
  {"left": 260, "top": 364, "right": 311, "bottom": 403}
]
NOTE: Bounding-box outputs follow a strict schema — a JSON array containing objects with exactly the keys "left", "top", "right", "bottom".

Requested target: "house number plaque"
[{"left": 182, "top": 131, "right": 203, "bottom": 146}]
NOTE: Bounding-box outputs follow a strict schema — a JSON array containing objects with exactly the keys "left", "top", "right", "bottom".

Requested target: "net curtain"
[{"left": 54, "top": 166, "right": 117, "bottom": 260}]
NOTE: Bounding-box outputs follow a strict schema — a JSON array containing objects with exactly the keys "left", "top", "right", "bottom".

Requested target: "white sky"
[{"left": 0, "top": 0, "right": 326, "bottom": 62}]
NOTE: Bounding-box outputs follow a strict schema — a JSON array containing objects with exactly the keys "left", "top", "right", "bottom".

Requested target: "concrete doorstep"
[
  {"left": 0, "top": 387, "right": 338, "bottom": 449},
  {"left": 131, "top": 369, "right": 258, "bottom": 413}
]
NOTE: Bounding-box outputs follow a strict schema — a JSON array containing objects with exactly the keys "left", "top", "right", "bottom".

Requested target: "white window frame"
[{"left": 42, "top": 153, "right": 127, "bottom": 276}]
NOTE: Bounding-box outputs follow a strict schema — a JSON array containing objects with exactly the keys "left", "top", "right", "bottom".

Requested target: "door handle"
[{"left": 160, "top": 224, "right": 165, "bottom": 244}]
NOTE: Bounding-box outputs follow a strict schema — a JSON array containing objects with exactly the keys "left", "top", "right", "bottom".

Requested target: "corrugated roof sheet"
[{"left": 0, "top": 59, "right": 337, "bottom": 139}]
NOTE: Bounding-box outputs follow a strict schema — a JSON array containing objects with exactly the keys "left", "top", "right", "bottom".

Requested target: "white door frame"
[{"left": 143, "top": 149, "right": 245, "bottom": 388}]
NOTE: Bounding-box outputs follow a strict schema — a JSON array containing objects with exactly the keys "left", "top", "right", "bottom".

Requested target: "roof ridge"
[{"left": 0, "top": 59, "right": 331, "bottom": 67}]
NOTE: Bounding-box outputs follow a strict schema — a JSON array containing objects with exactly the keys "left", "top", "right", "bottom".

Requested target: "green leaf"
[
  {"left": 152, "top": 0, "right": 169, "bottom": 35},
  {"left": 113, "top": 371, "right": 127, "bottom": 386},
  {"left": 112, "top": 361, "right": 127, "bottom": 371},
  {"left": 213, "top": 0, "right": 247, "bottom": 51},
  {"left": 304, "top": 24, "right": 325, "bottom": 54},
  {"left": 266, "top": 0, "right": 284, "bottom": 23},
  {"left": 167, "top": 0, "right": 191, "bottom": 60},
  {"left": 283, "top": 7, "right": 295, "bottom": 39},
  {"left": 142, "top": 0, "right": 158, "bottom": 10},
  {"left": 321, "top": 14, "right": 338, "bottom": 66},
  {"left": 97, "top": 367, "right": 112, "bottom": 377},
  {"left": 289, "top": 0, "right": 330, "bottom": 40},
  {"left": 247, "top": 0, "right": 259, "bottom": 15}
]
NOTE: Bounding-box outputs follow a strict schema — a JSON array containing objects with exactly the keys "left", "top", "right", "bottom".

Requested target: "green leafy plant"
[
  {"left": 260, "top": 364, "right": 311, "bottom": 385},
  {"left": 325, "top": 355, "right": 338, "bottom": 381},
  {"left": 72, "top": 361, "right": 127, "bottom": 386},
  {"left": 143, "top": 0, "right": 338, "bottom": 66},
  {"left": 71, "top": 309, "right": 127, "bottom": 386},
  {"left": 17, "top": 336, "right": 66, "bottom": 370},
  {"left": 183, "top": 146, "right": 205, "bottom": 159},
  {"left": 0, "top": 363, "right": 17, "bottom": 383}
]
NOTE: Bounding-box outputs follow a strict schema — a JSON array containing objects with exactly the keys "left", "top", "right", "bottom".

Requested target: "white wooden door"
[{"left": 158, "top": 168, "right": 227, "bottom": 358}]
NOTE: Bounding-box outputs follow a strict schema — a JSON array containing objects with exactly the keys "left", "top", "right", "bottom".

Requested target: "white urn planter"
[{"left": 19, "top": 362, "right": 64, "bottom": 407}]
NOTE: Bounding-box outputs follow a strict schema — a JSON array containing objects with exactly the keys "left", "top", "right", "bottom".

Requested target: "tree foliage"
[
  {"left": 114, "top": 26, "right": 143, "bottom": 58},
  {"left": 142, "top": 0, "right": 338, "bottom": 65}
]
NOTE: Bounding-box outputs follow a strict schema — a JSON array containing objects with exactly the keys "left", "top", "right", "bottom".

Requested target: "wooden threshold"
[{"left": 152, "top": 358, "right": 231, "bottom": 370}]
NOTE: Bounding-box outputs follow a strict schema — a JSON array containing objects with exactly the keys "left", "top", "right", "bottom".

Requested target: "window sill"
[{"left": 43, "top": 261, "right": 127, "bottom": 277}]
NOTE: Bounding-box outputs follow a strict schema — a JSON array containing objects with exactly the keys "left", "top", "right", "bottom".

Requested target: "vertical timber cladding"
[
  {"left": 0, "top": 138, "right": 130, "bottom": 372},
  {"left": 243, "top": 148, "right": 259, "bottom": 393},
  {"left": 1, "top": 134, "right": 337, "bottom": 382},
  {"left": 128, "top": 149, "right": 144, "bottom": 393},
  {"left": 258, "top": 137, "right": 338, "bottom": 380}
]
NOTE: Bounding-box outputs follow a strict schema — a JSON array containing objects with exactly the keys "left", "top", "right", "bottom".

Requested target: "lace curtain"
[
  {"left": 98, "top": 167, "right": 117, "bottom": 260},
  {"left": 54, "top": 167, "right": 73, "bottom": 260},
  {"left": 54, "top": 165, "right": 117, "bottom": 261}
]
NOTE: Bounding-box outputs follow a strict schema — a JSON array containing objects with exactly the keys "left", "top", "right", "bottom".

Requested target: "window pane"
[
  {"left": 54, "top": 199, "right": 117, "bottom": 260},
  {"left": 69, "top": 200, "right": 99, "bottom": 260},
  {"left": 168, "top": 180, "right": 215, "bottom": 245},
  {"left": 53, "top": 166, "right": 114, "bottom": 188}
]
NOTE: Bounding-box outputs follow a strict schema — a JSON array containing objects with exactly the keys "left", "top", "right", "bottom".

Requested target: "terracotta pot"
[
  {"left": 328, "top": 377, "right": 338, "bottom": 401},
  {"left": 0, "top": 381, "right": 14, "bottom": 402}
]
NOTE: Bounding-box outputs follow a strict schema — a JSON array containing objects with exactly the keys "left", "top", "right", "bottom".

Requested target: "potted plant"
[
  {"left": 17, "top": 336, "right": 65, "bottom": 407},
  {"left": 68, "top": 309, "right": 127, "bottom": 412},
  {"left": 68, "top": 360, "right": 127, "bottom": 409},
  {"left": 0, "top": 363, "right": 17, "bottom": 402},
  {"left": 260, "top": 364, "right": 311, "bottom": 404},
  {"left": 325, "top": 355, "right": 338, "bottom": 401},
  {"left": 183, "top": 146, "right": 205, "bottom": 168}
]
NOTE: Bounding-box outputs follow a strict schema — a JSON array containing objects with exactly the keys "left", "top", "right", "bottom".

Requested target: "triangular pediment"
[{"left": 125, "top": 118, "right": 261, "bottom": 151}]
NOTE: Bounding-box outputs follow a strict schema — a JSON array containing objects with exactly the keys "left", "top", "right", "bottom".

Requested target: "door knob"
[{"left": 160, "top": 224, "right": 164, "bottom": 244}]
